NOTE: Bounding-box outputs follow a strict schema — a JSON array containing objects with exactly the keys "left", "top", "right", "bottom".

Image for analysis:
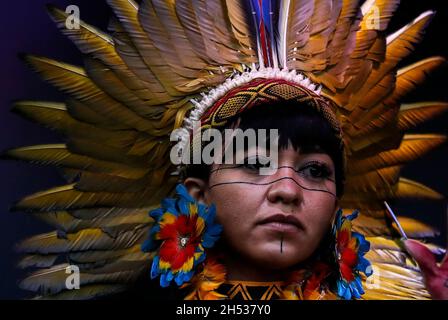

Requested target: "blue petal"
[
  {"left": 175, "top": 272, "right": 188, "bottom": 286},
  {"left": 337, "top": 281, "right": 344, "bottom": 297},
  {"left": 178, "top": 198, "right": 190, "bottom": 215},
  {"left": 349, "top": 278, "right": 363, "bottom": 299},
  {"left": 150, "top": 256, "right": 160, "bottom": 279},
  {"left": 176, "top": 184, "right": 195, "bottom": 203},
  {"left": 347, "top": 209, "right": 359, "bottom": 221},
  {"left": 144, "top": 225, "right": 160, "bottom": 248},
  {"left": 338, "top": 281, "right": 351, "bottom": 300},
  {"left": 350, "top": 287, "right": 361, "bottom": 299},
  {"left": 141, "top": 238, "right": 156, "bottom": 252},
  {"left": 197, "top": 203, "right": 207, "bottom": 218},
  {"left": 149, "top": 224, "right": 160, "bottom": 237},
  {"left": 185, "top": 271, "right": 194, "bottom": 282},
  {"left": 337, "top": 281, "right": 347, "bottom": 299},
  {"left": 357, "top": 257, "right": 372, "bottom": 275},
  {"left": 340, "top": 281, "right": 352, "bottom": 300},
  {"left": 352, "top": 233, "right": 370, "bottom": 254},
  {"left": 174, "top": 273, "right": 183, "bottom": 286},
  {"left": 204, "top": 204, "right": 217, "bottom": 224},
  {"left": 343, "top": 286, "right": 352, "bottom": 300},
  {"left": 194, "top": 252, "right": 206, "bottom": 266},
  {"left": 160, "top": 272, "right": 170, "bottom": 287},
  {"left": 209, "top": 223, "right": 223, "bottom": 235},
  {"left": 202, "top": 232, "right": 222, "bottom": 248},
  {"left": 149, "top": 208, "right": 164, "bottom": 220},
  {"left": 166, "top": 271, "right": 174, "bottom": 282},
  {"left": 354, "top": 276, "right": 365, "bottom": 295},
  {"left": 349, "top": 282, "right": 361, "bottom": 299},
  {"left": 202, "top": 217, "right": 222, "bottom": 248},
  {"left": 161, "top": 198, "right": 179, "bottom": 216},
  {"left": 334, "top": 209, "right": 344, "bottom": 231}
]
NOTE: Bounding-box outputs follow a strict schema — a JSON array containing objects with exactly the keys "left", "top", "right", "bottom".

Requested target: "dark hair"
[{"left": 184, "top": 100, "right": 345, "bottom": 197}]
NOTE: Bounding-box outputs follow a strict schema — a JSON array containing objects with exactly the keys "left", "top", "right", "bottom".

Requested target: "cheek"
[
  {"left": 301, "top": 192, "right": 336, "bottom": 240},
  {"left": 208, "top": 184, "right": 261, "bottom": 238}
]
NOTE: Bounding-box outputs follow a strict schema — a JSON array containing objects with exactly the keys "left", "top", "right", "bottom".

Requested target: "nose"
[{"left": 266, "top": 167, "right": 303, "bottom": 207}]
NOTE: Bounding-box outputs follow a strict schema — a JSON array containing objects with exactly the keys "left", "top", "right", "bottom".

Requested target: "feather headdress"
[{"left": 3, "top": 0, "right": 447, "bottom": 299}]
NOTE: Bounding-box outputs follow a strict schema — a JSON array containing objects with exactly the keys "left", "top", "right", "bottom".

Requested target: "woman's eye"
[{"left": 300, "top": 162, "right": 332, "bottom": 180}]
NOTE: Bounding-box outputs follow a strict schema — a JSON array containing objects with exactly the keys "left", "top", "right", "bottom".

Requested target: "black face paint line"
[
  {"left": 210, "top": 166, "right": 335, "bottom": 183},
  {"left": 280, "top": 234, "right": 284, "bottom": 254},
  {"left": 208, "top": 177, "right": 337, "bottom": 198}
]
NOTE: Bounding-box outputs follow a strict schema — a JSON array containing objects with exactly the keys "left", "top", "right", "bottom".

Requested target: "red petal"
[
  {"left": 341, "top": 248, "right": 358, "bottom": 268},
  {"left": 340, "top": 263, "right": 355, "bottom": 282},
  {"left": 159, "top": 240, "right": 179, "bottom": 262},
  {"left": 159, "top": 223, "right": 178, "bottom": 240},
  {"left": 337, "top": 230, "right": 349, "bottom": 248},
  {"left": 175, "top": 215, "right": 197, "bottom": 235},
  {"left": 171, "top": 244, "right": 196, "bottom": 270}
]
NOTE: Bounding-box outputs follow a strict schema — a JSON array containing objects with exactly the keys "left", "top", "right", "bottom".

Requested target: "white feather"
[
  {"left": 386, "top": 11, "right": 435, "bottom": 45},
  {"left": 277, "top": 0, "right": 291, "bottom": 68}
]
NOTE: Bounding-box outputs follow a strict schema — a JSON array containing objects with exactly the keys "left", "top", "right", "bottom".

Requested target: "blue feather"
[{"left": 151, "top": 256, "right": 160, "bottom": 280}]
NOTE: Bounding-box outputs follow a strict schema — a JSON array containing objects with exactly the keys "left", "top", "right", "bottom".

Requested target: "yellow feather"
[
  {"left": 396, "top": 178, "right": 444, "bottom": 200},
  {"left": 205, "top": 0, "right": 256, "bottom": 60},
  {"left": 14, "top": 179, "right": 176, "bottom": 212},
  {"left": 18, "top": 244, "right": 147, "bottom": 269},
  {"left": 34, "top": 284, "right": 126, "bottom": 300},
  {"left": 327, "top": 0, "right": 362, "bottom": 66},
  {"left": 288, "top": 0, "right": 340, "bottom": 71},
  {"left": 83, "top": 57, "right": 169, "bottom": 113},
  {"left": 48, "top": 5, "right": 171, "bottom": 104},
  {"left": 347, "top": 11, "right": 435, "bottom": 112},
  {"left": 65, "top": 99, "right": 126, "bottom": 129},
  {"left": 33, "top": 210, "right": 151, "bottom": 233},
  {"left": 138, "top": 0, "right": 205, "bottom": 81},
  {"left": 66, "top": 137, "right": 149, "bottom": 167},
  {"left": 18, "top": 226, "right": 148, "bottom": 254},
  {"left": 106, "top": 0, "right": 187, "bottom": 96},
  {"left": 3, "top": 145, "right": 150, "bottom": 179},
  {"left": 351, "top": 213, "right": 393, "bottom": 237},
  {"left": 348, "top": 56, "right": 441, "bottom": 137},
  {"left": 396, "top": 216, "right": 439, "bottom": 239},
  {"left": 20, "top": 262, "right": 146, "bottom": 295},
  {"left": 348, "top": 134, "right": 447, "bottom": 174},
  {"left": 18, "top": 254, "right": 58, "bottom": 269},
  {"left": 399, "top": 102, "right": 448, "bottom": 131},
  {"left": 224, "top": 0, "right": 257, "bottom": 57},
  {"left": 22, "top": 55, "right": 159, "bottom": 133},
  {"left": 47, "top": 4, "right": 172, "bottom": 104},
  {"left": 344, "top": 166, "right": 401, "bottom": 194},
  {"left": 343, "top": 176, "right": 444, "bottom": 202},
  {"left": 12, "top": 101, "right": 132, "bottom": 138}
]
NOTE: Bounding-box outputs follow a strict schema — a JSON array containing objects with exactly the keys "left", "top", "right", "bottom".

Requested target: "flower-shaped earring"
[
  {"left": 333, "top": 209, "right": 372, "bottom": 300},
  {"left": 141, "top": 184, "right": 222, "bottom": 287}
]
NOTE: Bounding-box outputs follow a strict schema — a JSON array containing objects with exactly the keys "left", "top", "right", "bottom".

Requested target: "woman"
[
  {"left": 177, "top": 97, "right": 356, "bottom": 300},
  {"left": 8, "top": 0, "right": 448, "bottom": 300},
  {"left": 184, "top": 101, "right": 344, "bottom": 283}
]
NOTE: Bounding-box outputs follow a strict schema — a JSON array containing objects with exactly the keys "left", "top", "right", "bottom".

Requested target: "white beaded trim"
[{"left": 174, "top": 67, "right": 322, "bottom": 156}]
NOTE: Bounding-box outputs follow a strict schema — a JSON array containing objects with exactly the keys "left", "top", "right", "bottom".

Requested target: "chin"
[{"left": 248, "top": 243, "right": 310, "bottom": 270}]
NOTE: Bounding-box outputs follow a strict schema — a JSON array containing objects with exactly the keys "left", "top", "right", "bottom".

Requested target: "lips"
[{"left": 257, "top": 214, "right": 304, "bottom": 233}]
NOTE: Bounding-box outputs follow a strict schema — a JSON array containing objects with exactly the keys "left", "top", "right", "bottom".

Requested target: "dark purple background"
[{"left": 0, "top": 1, "right": 447, "bottom": 299}]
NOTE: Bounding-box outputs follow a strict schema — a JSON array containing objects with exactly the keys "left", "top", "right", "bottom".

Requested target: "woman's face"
[{"left": 186, "top": 144, "right": 338, "bottom": 271}]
